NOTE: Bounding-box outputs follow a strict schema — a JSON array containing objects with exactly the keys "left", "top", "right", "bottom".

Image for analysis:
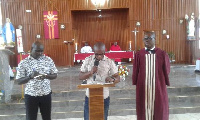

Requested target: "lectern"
[{"left": 77, "top": 84, "right": 115, "bottom": 120}]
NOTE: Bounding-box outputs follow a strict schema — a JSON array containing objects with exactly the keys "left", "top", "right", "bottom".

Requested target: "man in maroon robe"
[
  {"left": 110, "top": 42, "right": 122, "bottom": 64},
  {"left": 132, "top": 31, "right": 170, "bottom": 120}
]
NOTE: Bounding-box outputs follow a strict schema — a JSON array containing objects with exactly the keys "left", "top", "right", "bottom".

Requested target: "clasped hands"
[
  {"left": 29, "top": 71, "right": 47, "bottom": 80},
  {"left": 90, "top": 66, "right": 115, "bottom": 83}
]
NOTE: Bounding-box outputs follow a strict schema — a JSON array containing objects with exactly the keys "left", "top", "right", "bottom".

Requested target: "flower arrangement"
[{"left": 118, "top": 65, "right": 130, "bottom": 81}]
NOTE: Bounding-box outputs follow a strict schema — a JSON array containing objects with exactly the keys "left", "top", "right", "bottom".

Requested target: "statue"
[
  {"left": 185, "top": 13, "right": 196, "bottom": 40},
  {"left": 2, "top": 18, "right": 15, "bottom": 46}
]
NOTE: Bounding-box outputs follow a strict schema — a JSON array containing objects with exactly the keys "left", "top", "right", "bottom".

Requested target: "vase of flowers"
[{"left": 118, "top": 65, "right": 130, "bottom": 81}]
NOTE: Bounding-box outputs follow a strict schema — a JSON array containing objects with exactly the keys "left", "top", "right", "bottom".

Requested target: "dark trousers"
[
  {"left": 84, "top": 96, "right": 110, "bottom": 120},
  {"left": 25, "top": 93, "right": 52, "bottom": 120}
]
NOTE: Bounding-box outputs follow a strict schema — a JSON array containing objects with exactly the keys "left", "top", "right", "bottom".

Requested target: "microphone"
[
  {"left": 94, "top": 59, "right": 99, "bottom": 66},
  {"left": 93, "top": 59, "right": 99, "bottom": 81}
]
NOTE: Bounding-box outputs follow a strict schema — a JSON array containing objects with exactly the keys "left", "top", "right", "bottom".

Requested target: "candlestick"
[
  {"left": 129, "top": 41, "right": 131, "bottom": 50},
  {"left": 75, "top": 43, "right": 78, "bottom": 53}
]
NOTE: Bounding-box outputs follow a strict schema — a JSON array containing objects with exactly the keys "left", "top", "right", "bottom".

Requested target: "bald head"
[
  {"left": 31, "top": 41, "right": 44, "bottom": 59},
  {"left": 93, "top": 42, "right": 105, "bottom": 52},
  {"left": 31, "top": 41, "right": 43, "bottom": 50},
  {"left": 114, "top": 42, "right": 118, "bottom": 46},
  {"left": 84, "top": 42, "right": 89, "bottom": 46},
  {"left": 93, "top": 42, "right": 105, "bottom": 60}
]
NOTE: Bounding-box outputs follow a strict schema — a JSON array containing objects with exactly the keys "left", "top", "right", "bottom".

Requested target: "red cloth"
[
  {"left": 43, "top": 11, "right": 59, "bottom": 39},
  {"left": 110, "top": 45, "right": 122, "bottom": 62},
  {"left": 110, "top": 45, "right": 121, "bottom": 51},
  {"left": 74, "top": 52, "right": 134, "bottom": 61},
  {"left": 17, "top": 54, "right": 29, "bottom": 64},
  {"left": 132, "top": 48, "right": 170, "bottom": 120}
]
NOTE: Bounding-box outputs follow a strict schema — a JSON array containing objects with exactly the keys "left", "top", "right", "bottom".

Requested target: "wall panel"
[
  {"left": 1, "top": 0, "right": 199, "bottom": 66},
  {"left": 72, "top": 9, "right": 129, "bottom": 51}
]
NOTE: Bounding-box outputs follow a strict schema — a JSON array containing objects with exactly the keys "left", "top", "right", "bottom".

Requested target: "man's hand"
[
  {"left": 30, "top": 71, "right": 47, "bottom": 80},
  {"left": 91, "top": 66, "right": 98, "bottom": 74},
  {"left": 35, "top": 74, "right": 48, "bottom": 80},
  {"left": 105, "top": 76, "right": 115, "bottom": 83},
  {"left": 79, "top": 66, "right": 99, "bottom": 81},
  {"left": 29, "top": 71, "right": 40, "bottom": 79}
]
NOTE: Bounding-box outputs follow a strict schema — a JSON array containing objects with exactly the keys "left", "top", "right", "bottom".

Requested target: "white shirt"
[
  {"left": 16, "top": 55, "right": 58, "bottom": 96},
  {"left": 80, "top": 55, "right": 118, "bottom": 99},
  {"left": 81, "top": 46, "right": 92, "bottom": 53},
  {"left": 145, "top": 46, "right": 155, "bottom": 54}
]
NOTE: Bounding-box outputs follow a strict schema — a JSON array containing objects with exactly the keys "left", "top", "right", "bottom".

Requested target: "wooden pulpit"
[{"left": 77, "top": 84, "right": 115, "bottom": 120}]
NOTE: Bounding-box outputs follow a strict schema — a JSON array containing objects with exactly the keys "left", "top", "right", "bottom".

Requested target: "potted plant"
[{"left": 168, "top": 52, "right": 175, "bottom": 63}]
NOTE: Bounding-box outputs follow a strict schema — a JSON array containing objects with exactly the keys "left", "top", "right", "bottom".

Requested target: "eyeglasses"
[
  {"left": 95, "top": 53, "right": 104, "bottom": 56},
  {"left": 35, "top": 50, "right": 44, "bottom": 52},
  {"left": 143, "top": 37, "right": 154, "bottom": 40}
]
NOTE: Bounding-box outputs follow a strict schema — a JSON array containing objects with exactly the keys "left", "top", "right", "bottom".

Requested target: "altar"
[{"left": 74, "top": 51, "right": 134, "bottom": 62}]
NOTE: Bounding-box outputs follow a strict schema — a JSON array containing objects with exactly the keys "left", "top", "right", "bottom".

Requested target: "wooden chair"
[{"left": 95, "top": 39, "right": 105, "bottom": 44}]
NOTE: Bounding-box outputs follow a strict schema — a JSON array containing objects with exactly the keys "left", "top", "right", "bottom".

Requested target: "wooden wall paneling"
[
  {"left": 70, "top": 0, "right": 89, "bottom": 10},
  {"left": 129, "top": 0, "right": 135, "bottom": 21},
  {"left": 1, "top": 0, "right": 200, "bottom": 65},
  {"left": 72, "top": 9, "right": 129, "bottom": 51},
  {"left": 108, "top": 0, "right": 129, "bottom": 8}
]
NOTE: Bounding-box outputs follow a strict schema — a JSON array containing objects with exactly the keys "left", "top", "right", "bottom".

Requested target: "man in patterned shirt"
[
  {"left": 16, "top": 41, "right": 58, "bottom": 120},
  {"left": 79, "top": 42, "right": 120, "bottom": 120}
]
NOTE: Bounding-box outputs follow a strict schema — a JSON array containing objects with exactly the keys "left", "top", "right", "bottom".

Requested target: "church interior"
[{"left": 0, "top": 0, "right": 200, "bottom": 119}]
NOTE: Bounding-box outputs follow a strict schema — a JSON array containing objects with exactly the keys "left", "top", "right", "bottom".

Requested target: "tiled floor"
[
  {"left": 10, "top": 64, "right": 200, "bottom": 120},
  {"left": 50, "top": 64, "right": 200, "bottom": 120},
  {"left": 12, "top": 64, "right": 200, "bottom": 94},
  {"left": 54, "top": 113, "right": 200, "bottom": 120}
]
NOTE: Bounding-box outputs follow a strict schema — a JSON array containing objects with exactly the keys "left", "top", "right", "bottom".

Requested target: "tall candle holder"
[
  {"left": 129, "top": 41, "right": 132, "bottom": 51},
  {"left": 75, "top": 43, "right": 78, "bottom": 53}
]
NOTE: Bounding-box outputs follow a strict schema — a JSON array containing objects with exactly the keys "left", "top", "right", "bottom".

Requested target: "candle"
[
  {"left": 75, "top": 43, "right": 78, "bottom": 52},
  {"left": 129, "top": 41, "right": 131, "bottom": 50}
]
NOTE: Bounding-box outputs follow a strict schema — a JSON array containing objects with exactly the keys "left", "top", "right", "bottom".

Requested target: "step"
[
  {"left": 0, "top": 86, "right": 200, "bottom": 119},
  {"left": 1, "top": 103, "right": 200, "bottom": 119},
  {"left": 1, "top": 86, "right": 200, "bottom": 108}
]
